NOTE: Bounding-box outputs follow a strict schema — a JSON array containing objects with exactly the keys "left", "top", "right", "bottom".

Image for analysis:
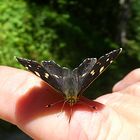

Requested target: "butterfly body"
[
  {"left": 16, "top": 48, "right": 122, "bottom": 106},
  {"left": 61, "top": 68, "right": 79, "bottom": 106}
]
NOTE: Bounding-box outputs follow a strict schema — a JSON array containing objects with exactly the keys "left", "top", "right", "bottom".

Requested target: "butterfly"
[{"left": 16, "top": 48, "right": 122, "bottom": 109}]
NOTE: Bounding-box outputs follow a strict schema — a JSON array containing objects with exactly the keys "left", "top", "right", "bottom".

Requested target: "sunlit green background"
[{"left": 0, "top": 0, "right": 140, "bottom": 139}]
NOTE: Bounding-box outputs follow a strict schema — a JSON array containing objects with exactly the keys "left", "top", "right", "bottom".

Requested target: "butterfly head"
[
  {"left": 66, "top": 95, "right": 79, "bottom": 106},
  {"left": 62, "top": 85, "right": 79, "bottom": 106}
]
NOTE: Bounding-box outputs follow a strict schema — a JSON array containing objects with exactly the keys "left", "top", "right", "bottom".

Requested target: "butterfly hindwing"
[
  {"left": 78, "top": 48, "right": 122, "bottom": 94},
  {"left": 16, "top": 57, "right": 64, "bottom": 93}
]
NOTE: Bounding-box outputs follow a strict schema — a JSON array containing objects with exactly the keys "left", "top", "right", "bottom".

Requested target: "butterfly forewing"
[
  {"left": 16, "top": 57, "right": 64, "bottom": 94},
  {"left": 78, "top": 48, "right": 122, "bottom": 94},
  {"left": 73, "top": 58, "right": 97, "bottom": 89}
]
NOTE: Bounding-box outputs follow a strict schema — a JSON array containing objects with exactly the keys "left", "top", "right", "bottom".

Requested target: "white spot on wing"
[
  {"left": 110, "top": 60, "right": 113, "bottom": 64},
  {"left": 45, "top": 73, "right": 49, "bottom": 78},
  {"left": 106, "top": 58, "right": 110, "bottom": 62},
  {"left": 25, "top": 66, "right": 29, "bottom": 69},
  {"left": 53, "top": 74, "right": 59, "bottom": 78},
  {"left": 99, "top": 66, "right": 104, "bottom": 73},
  {"left": 34, "top": 71, "right": 40, "bottom": 77},
  {"left": 27, "top": 60, "right": 31, "bottom": 63},
  {"left": 28, "top": 65, "right": 32, "bottom": 67},
  {"left": 82, "top": 73, "right": 87, "bottom": 77},
  {"left": 90, "top": 70, "right": 95, "bottom": 75},
  {"left": 37, "top": 65, "right": 41, "bottom": 69},
  {"left": 97, "top": 62, "right": 101, "bottom": 65}
]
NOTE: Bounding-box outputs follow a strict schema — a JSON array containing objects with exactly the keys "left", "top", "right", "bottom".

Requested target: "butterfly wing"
[
  {"left": 73, "top": 58, "right": 97, "bottom": 90},
  {"left": 16, "top": 57, "right": 64, "bottom": 94},
  {"left": 77, "top": 48, "right": 122, "bottom": 94},
  {"left": 42, "top": 60, "right": 76, "bottom": 96},
  {"left": 73, "top": 58, "right": 97, "bottom": 77},
  {"left": 42, "top": 60, "right": 65, "bottom": 91}
]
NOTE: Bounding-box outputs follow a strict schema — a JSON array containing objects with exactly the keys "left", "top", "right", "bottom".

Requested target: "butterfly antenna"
[
  {"left": 61, "top": 100, "right": 67, "bottom": 112},
  {"left": 57, "top": 100, "right": 67, "bottom": 118}
]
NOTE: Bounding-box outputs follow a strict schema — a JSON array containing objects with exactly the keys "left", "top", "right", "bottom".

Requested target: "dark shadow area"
[
  {"left": 15, "top": 81, "right": 104, "bottom": 125},
  {"left": 15, "top": 81, "right": 63, "bottom": 124}
]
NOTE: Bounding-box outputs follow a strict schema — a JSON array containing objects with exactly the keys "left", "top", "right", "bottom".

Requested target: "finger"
[
  {"left": 120, "top": 82, "right": 140, "bottom": 97},
  {"left": 0, "top": 66, "right": 62, "bottom": 124},
  {"left": 96, "top": 91, "right": 140, "bottom": 122},
  {"left": 113, "top": 68, "right": 140, "bottom": 92}
]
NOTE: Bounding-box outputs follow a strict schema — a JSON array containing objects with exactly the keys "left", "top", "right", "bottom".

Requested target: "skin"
[{"left": 0, "top": 66, "right": 140, "bottom": 140}]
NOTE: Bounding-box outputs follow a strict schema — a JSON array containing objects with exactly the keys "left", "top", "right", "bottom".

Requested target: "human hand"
[{"left": 0, "top": 66, "right": 140, "bottom": 140}]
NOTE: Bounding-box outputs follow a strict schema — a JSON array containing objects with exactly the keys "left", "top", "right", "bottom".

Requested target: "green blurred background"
[{"left": 0, "top": 0, "right": 140, "bottom": 139}]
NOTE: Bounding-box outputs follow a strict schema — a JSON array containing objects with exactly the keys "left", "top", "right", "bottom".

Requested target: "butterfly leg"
[
  {"left": 57, "top": 100, "right": 67, "bottom": 118},
  {"left": 45, "top": 99, "right": 64, "bottom": 108},
  {"left": 68, "top": 106, "right": 73, "bottom": 123}
]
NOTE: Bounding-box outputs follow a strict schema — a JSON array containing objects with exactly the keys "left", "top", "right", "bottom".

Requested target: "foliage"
[
  {"left": 0, "top": 0, "right": 120, "bottom": 66},
  {"left": 0, "top": 0, "right": 31, "bottom": 66},
  {"left": 127, "top": 0, "right": 140, "bottom": 61}
]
